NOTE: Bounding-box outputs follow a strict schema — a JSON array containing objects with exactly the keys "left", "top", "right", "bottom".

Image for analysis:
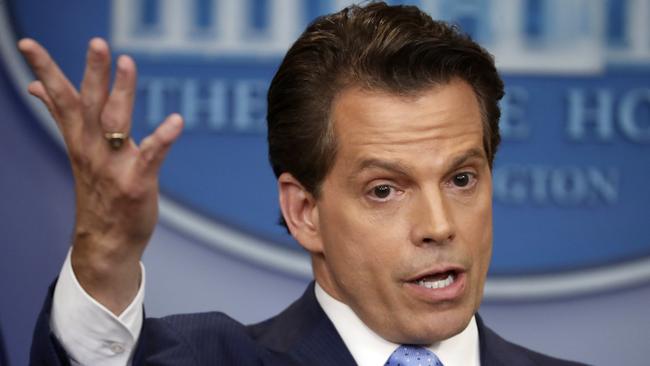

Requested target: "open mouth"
[
  {"left": 410, "top": 270, "right": 456, "bottom": 290},
  {"left": 414, "top": 271, "right": 456, "bottom": 289},
  {"left": 404, "top": 267, "right": 465, "bottom": 301}
]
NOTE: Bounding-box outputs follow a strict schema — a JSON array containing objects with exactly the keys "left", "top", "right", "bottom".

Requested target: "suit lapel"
[
  {"left": 477, "top": 314, "right": 534, "bottom": 366},
  {"left": 250, "top": 282, "right": 357, "bottom": 366},
  {"left": 255, "top": 286, "right": 554, "bottom": 366}
]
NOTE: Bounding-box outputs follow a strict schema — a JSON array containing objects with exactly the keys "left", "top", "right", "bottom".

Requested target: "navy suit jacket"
[
  {"left": 30, "top": 281, "right": 587, "bottom": 365},
  {"left": 0, "top": 325, "right": 8, "bottom": 366}
]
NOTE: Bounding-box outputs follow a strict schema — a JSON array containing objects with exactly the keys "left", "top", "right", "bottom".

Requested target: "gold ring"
[{"left": 104, "top": 132, "right": 129, "bottom": 150}]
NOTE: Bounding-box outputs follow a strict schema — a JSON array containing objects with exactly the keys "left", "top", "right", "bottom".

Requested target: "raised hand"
[{"left": 18, "top": 38, "right": 183, "bottom": 314}]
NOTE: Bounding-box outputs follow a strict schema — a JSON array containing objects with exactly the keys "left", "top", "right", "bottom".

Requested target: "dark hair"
[{"left": 267, "top": 2, "right": 504, "bottom": 226}]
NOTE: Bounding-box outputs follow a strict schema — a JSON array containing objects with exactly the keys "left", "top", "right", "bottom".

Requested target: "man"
[{"left": 24, "top": 2, "right": 586, "bottom": 366}]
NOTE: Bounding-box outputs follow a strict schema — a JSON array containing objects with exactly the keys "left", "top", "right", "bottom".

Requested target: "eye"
[
  {"left": 372, "top": 184, "right": 392, "bottom": 199},
  {"left": 451, "top": 172, "right": 476, "bottom": 188},
  {"left": 367, "top": 183, "right": 402, "bottom": 202}
]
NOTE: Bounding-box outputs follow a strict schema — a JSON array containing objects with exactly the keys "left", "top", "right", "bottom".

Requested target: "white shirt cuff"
[{"left": 50, "top": 247, "right": 145, "bottom": 366}]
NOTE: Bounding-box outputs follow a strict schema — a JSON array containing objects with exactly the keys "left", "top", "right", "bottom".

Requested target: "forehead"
[{"left": 330, "top": 80, "right": 484, "bottom": 167}]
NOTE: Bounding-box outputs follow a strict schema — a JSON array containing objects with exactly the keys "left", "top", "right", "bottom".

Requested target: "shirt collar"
[{"left": 314, "top": 282, "right": 480, "bottom": 366}]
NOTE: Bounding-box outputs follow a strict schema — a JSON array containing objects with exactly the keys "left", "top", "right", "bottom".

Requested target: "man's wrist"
[
  {"left": 51, "top": 247, "right": 145, "bottom": 365},
  {"left": 71, "top": 239, "right": 143, "bottom": 315}
]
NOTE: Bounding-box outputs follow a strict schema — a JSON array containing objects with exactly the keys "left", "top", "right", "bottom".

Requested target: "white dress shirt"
[
  {"left": 314, "top": 283, "right": 480, "bottom": 366},
  {"left": 51, "top": 249, "right": 144, "bottom": 366},
  {"left": 52, "top": 250, "right": 479, "bottom": 366}
]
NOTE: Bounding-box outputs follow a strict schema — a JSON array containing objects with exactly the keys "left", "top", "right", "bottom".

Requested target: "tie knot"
[{"left": 385, "top": 345, "right": 443, "bottom": 366}]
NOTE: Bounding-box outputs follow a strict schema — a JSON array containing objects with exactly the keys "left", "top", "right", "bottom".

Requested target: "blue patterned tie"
[{"left": 385, "top": 345, "right": 444, "bottom": 366}]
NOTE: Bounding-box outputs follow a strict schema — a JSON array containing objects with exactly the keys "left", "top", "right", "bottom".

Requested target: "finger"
[
  {"left": 27, "top": 81, "right": 55, "bottom": 114},
  {"left": 137, "top": 114, "right": 184, "bottom": 178},
  {"left": 100, "top": 55, "right": 136, "bottom": 134},
  {"left": 17, "top": 38, "right": 81, "bottom": 123},
  {"left": 80, "top": 38, "right": 111, "bottom": 131}
]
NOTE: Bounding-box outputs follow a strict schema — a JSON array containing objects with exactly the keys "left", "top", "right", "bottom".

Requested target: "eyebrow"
[
  {"left": 353, "top": 148, "right": 486, "bottom": 178},
  {"left": 447, "top": 148, "right": 485, "bottom": 172},
  {"left": 356, "top": 158, "right": 411, "bottom": 176}
]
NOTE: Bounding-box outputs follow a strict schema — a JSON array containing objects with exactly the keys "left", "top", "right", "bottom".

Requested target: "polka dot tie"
[{"left": 385, "top": 345, "right": 444, "bottom": 366}]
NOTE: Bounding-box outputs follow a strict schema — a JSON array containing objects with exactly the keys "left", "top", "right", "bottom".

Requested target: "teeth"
[{"left": 417, "top": 273, "right": 455, "bottom": 289}]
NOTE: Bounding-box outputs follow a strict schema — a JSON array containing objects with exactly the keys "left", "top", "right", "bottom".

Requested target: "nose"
[{"left": 410, "top": 188, "right": 455, "bottom": 246}]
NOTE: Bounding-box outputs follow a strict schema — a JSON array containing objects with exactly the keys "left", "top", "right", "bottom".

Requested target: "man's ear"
[{"left": 278, "top": 172, "right": 323, "bottom": 254}]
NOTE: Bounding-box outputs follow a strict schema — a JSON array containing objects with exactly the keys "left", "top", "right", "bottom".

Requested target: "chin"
[
  {"left": 427, "top": 315, "right": 472, "bottom": 344},
  {"left": 397, "top": 303, "right": 476, "bottom": 344}
]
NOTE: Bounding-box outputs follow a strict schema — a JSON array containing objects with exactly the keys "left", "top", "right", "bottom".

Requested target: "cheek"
[
  {"left": 453, "top": 204, "right": 490, "bottom": 236},
  {"left": 319, "top": 203, "right": 366, "bottom": 264},
  {"left": 470, "top": 199, "right": 493, "bottom": 279},
  {"left": 319, "top": 201, "right": 403, "bottom": 280},
  {"left": 450, "top": 187, "right": 493, "bottom": 274}
]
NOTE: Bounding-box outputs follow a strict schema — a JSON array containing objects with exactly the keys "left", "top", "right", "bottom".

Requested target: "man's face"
[{"left": 313, "top": 79, "right": 493, "bottom": 344}]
